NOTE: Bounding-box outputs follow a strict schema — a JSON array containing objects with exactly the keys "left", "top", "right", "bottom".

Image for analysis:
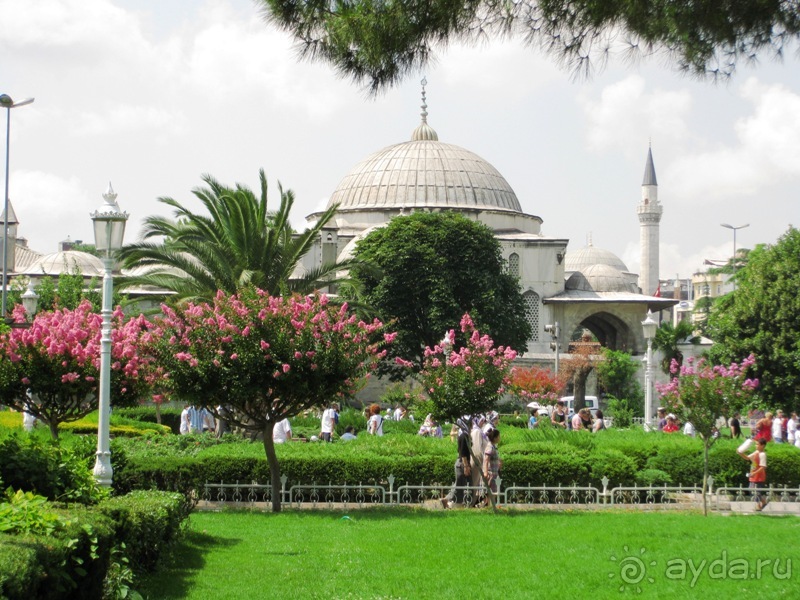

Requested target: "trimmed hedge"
[
  {"left": 0, "top": 491, "right": 190, "bottom": 600},
  {"left": 113, "top": 428, "right": 800, "bottom": 496},
  {"left": 97, "top": 490, "right": 191, "bottom": 573},
  {"left": 0, "top": 507, "right": 115, "bottom": 600}
]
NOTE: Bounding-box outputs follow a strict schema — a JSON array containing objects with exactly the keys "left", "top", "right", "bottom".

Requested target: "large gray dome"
[{"left": 327, "top": 139, "right": 522, "bottom": 214}]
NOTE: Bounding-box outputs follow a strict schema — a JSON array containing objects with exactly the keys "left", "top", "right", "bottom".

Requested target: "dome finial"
[
  {"left": 587, "top": 232, "right": 593, "bottom": 247},
  {"left": 421, "top": 77, "right": 428, "bottom": 124},
  {"left": 411, "top": 76, "right": 438, "bottom": 141}
]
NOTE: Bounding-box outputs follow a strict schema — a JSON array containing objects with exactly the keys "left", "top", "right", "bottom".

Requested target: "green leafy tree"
[
  {"left": 259, "top": 0, "right": 800, "bottom": 92},
  {"left": 595, "top": 347, "right": 642, "bottom": 405},
  {"left": 653, "top": 320, "right": 699, "bottom": 375},
  {"left": 706, "top": 227, "right": 800, "bottom": 411},
  {"left": 8, "top": 271, "right": 107, "bottom": 314},
  {"left": 346, "top": 212, "right": 531, "bottom": 378},
  {"left": 148, "top": 288, "right": 389, "bottom": 511},
  {"left": 118, "top": 169, "right": 350, "bottom": 304}
]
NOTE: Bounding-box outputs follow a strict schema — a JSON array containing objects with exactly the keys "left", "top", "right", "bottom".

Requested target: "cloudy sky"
[{"left": 1, "top": 0, "right": 798, "bottom": 282}]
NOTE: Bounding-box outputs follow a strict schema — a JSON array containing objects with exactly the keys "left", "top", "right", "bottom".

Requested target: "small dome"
[
  {"left": 25, "top": 251, "right": 104, "bottom": 277},
  {"left": 567, "top": 264, "right": 639, "bottom": 293},
  {"left": 565, "top": 244, "right": 629, "bottom": 273}
]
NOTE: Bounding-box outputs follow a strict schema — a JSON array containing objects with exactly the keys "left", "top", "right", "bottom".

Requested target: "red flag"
[{"left": 653, "top": 284, "right": 661, "bottom": 297}]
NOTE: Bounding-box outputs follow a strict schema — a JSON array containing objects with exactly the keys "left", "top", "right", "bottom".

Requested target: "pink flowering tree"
[
  {"left": 415, "top": 314, "right": 517, "bottom": 422},
  {"left": 656, "top": 354, "right": 759, "bottom": 515},
  {"left": 0, "top": 301, "right": 155, "bottom": 439},
  {"left": 149, "top": 287, "right": 390, "bottom": 511},
  {"left": 402, "top": 314, "right": 516, "bottom": 508}
]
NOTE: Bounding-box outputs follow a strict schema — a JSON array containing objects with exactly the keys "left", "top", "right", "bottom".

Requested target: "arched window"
[
  {"left": 523, "top": 290, "right": 540, "bottom": 342},
  {"left": 508, "top": 253, "right": 520, "bottom": 277}
]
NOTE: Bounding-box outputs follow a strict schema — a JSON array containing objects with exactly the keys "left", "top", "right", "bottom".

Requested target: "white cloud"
[
  {"left": 667, "top": 78, "right": 800, "bottom": 203},
  {"left": 71, "top": 105, "right": 186, "bottom": 137},
  {"left": 9, "top": 170, "right": 95, "bottom": 251},
  {"left": 579, "top": 75, "right": 693, "bottom": 153}
]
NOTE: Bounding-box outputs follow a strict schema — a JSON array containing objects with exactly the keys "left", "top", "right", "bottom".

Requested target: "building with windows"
[{"left": 299, "top": 85, "right": 676, "bottom": 366}]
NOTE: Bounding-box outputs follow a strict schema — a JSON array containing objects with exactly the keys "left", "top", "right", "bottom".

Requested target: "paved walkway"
[{"left": 196, "top": 499, "right": 800, "bottom": 515}]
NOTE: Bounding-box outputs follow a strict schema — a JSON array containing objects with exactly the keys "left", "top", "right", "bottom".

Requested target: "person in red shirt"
[
  {"left": 753, "top": 412, "right": 773, "bottom": 442},
  {"left": 738, "top": 438, "right": 769, "bottom": 511},
  {"left": 663, "top": 414, "right": 679, "bottom": 433}
]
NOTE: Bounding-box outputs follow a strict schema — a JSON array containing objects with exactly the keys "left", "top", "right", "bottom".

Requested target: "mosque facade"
[{"left": 298, "top": 87, "right": 677, "bottom": 367}]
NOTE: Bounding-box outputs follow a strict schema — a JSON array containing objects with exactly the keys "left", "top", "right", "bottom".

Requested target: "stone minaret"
[{"left": 637, "top": 146, "right": 662, "bottom": 296}]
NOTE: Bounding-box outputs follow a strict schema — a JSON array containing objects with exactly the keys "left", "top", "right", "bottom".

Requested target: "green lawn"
[{"left": 139, "top": 509, "right": 798, "bottom": 599}]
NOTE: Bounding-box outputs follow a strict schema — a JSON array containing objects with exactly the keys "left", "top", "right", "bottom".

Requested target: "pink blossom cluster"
[
  {"left": 149, "top": 289, "right": 391, "bottom": 405},
  {"left": 656, "top": 353, "right": 759, "bottom": 423},
  {"left": 413, "top": 313, "right": 517, "bottom": 417},
  {"left": 1, "top": 301, "right": 155, "bottom": 398}
]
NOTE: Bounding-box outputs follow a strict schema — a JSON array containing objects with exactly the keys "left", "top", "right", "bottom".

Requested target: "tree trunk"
[
  {"left": 155, "top": 402, "right": 162, "bottom": 425},
  {"left": 48, "top": 419, "right": 59, "bottom": 440},
  {"left": 702, "top": 441, "right": 710, "bottom": 516},
  {"left": 573, "top": 370, "right": 591, "bottom": 412},
  {"left": 261, "top": 422, "right": 281, "bottom": 512}
]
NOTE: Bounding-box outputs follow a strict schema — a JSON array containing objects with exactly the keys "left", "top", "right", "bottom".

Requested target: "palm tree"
[
  {"left": 653, "top": 320, "right": 700, "bottom": 375},
  {"left": 118, "top": 170, "right": 350, "bottom": 303}
]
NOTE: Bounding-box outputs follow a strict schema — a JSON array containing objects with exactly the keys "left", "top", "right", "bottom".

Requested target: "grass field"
[{"left": 138, "top": 509, "right": 798, "bottom": 599}]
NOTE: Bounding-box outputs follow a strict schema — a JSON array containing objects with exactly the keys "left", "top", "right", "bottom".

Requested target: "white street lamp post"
[
  {"left": 1, "top": 94, "right": 34, "bottom": 319},
  {"left": 720, "top": 223, "right": 749, "bottom": 293},
  {"left": 641, "top": 311, "right": 658, "bottom": 432},
  {"left": 20, "top": 279, "right": 38, "bottom": 319},
  {"left": 91, "top": 183, "right": 128, "bottom": 487}
]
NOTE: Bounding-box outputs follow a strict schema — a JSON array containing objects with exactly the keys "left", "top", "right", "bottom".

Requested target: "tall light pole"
[
  {"left": 641, "top": 311, "right": 657, "bottom": 431},
  {"left": 91, "top": 183, "right": 128, "bottom": 487},
  {"left": 1, "top": 94, "right": 34, "bottom": 319},
  {"left": 720, "top": 223, "right": 749, "bottom": 293}
]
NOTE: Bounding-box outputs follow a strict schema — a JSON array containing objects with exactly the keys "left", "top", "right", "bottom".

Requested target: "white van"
[{"left": 559, "top": 396, "right": 599, "bottom": 416}]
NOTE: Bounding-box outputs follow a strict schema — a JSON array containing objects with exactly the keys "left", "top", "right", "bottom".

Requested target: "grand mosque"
[{"left": 297, "top": 84, "right": 677, "bottom": 366}]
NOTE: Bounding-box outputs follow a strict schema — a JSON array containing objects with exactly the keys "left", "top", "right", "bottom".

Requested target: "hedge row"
[
  {"left": 113, "top": 438, "right": 800, "bottom": 496},
  {"left": 0, "top": 491, "right": 190, "bottom": 600}
]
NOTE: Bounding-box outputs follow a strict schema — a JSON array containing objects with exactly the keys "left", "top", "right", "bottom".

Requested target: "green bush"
[
  {"left": 634, "top": 468, "right": 673, "bottom": 486},
  {"left": 0, "top": 434, "right": 107, "bottom": 504},
  {"left": 588, "top": 449, "right": 637, "bottom": 486},
  {"left": 645, "top": 446, "right": 704, "bottom": 485},
  {"left": 98, "top": 490, "right": 191, "bottom": 574},
  {"left": 0, "top": 506, "right": 115, "bottom": 600},
  {"left": 114, "top": 406, "right": 183, "bottom": 434},
  {"left": 109, "top": 427, "right": 800, "bottom": 498}
]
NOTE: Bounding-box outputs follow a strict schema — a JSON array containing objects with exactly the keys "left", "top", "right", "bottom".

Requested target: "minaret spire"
[{"left": 638, "top": 145, "right": 663, "bottom": 296}]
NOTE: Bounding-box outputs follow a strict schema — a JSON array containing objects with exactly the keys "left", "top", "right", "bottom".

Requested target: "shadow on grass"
[{"left": 137, "top": 530, "right": 240, "bottom": 600}]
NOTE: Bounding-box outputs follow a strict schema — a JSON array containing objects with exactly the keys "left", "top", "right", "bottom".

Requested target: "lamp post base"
[{"left": 93, "top": 451, "right": 113, "bottom": 488}]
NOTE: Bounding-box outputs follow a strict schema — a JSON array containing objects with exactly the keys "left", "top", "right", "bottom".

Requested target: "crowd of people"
[
  {"left": 441, "top": 411, "right": 502, "bottom": 509},
  {"left": 524, "top": 400, "right": 606, "bottom": 433}
]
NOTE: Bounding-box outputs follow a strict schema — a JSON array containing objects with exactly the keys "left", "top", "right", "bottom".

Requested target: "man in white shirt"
[
  {"left": 772, "top": 410, "right": 784, "bottom": 443},
  {"left": 273, "top": 418, "right": 292, "bottom": 444},
  {"left": 788, "top": 412, "right": 798, "bottom": 446},
  {"left": 320, "top": 402, "right": 339, "bottom": 442}
]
